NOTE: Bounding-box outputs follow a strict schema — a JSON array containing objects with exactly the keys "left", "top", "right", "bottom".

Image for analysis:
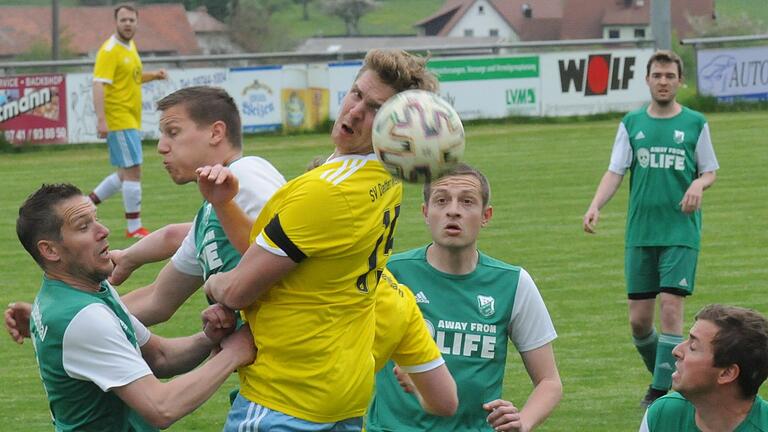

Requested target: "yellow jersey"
[
  {"left": 373, "top": 269, "right": 443, "bottom": 373},
  {"left": 242, "top": 153, "right": 402, "bottom": 422},
  {"left": 93, "top": 35, "right": 142, "bottom": 130}
]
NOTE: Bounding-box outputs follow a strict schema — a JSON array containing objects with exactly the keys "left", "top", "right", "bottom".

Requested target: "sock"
[
  {"left": 123, "top": 180, "right": 142, "bottom": 232},
  {"left": 633, "top": 328, "right": 658, "bottom": 374},
  {"left": 652, "top": 333, "right": 684, "bottom": 391},
  {"left": 91, "top": 173, "right": 122, "bottom": 204}
]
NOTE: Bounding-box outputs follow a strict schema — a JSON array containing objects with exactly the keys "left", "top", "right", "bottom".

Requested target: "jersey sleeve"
[
  {"left": 389, "top": 287, "right": 444, "bottom": 374},
  {"left": 258, "top": 180, "right": 354, "bottom": 262},
  {"left": 638, "top": 411, "right": 651, "bottom": 432},
  {"left": 694, "top": 122, "right": 719, "bottom": 173},
  {"left": 508, "top": 269, "right": 557, "bottom": 353},
  {"left": 92, "top": 42, "right": 117, "bottom": 85},
  {"left": 171, "top": 220, "right": 203, "bottom": 276},
  {"left": 62, "top": 304, "right": 153, "bottom": 392},
  {"left": 608, "top": 122, "right": 633, "bottom": 175},
  {"left": 230, "top": 158, "right": 286, "bottom": 220}
]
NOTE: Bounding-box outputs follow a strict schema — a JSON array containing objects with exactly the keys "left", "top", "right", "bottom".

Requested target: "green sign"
[{"left": 428, "top": 56, "right": 539, "bottom": 82}]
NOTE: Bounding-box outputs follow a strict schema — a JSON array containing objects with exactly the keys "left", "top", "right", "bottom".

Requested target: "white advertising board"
[
  {"left": 697, "top": 46, "right": 768, "bottom": 101},
  {"left": 540, "top": 49, "right": 654, "bottom": 116},
  {"left": 327, "top": 61, "right": 363, "bottom": 120},
  {"left": 224, "top": 65, "right": 283, "bottom": 133},
  {"left": 66, "top": 68, "right": 228, "bottom": 144}
]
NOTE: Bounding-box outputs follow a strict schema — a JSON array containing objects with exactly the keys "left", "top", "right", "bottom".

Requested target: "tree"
[
  {"left": 228, "top": 0, "right": 288, "bottom": 52},
  {"left": 320, "top": 0, "right": 378, "bottom": 36},
  {"left": 294, "top": 0, "right": 314, "bottom": 21}
]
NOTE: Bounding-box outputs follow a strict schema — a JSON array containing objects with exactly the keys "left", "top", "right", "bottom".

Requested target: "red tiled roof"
[
  {"left": 0, "top": 4, "right": 199, "bottom": 57},
  {"left": 418, "top": 0, "right": 713, "bottom": 41},
  {"left": 416, "top": 0, "right": 562, "bottom": 40}
]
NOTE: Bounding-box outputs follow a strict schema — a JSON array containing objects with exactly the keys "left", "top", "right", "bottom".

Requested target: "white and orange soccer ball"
[{"left": 372, "top": 90, "right": 465, "bottom": 183}]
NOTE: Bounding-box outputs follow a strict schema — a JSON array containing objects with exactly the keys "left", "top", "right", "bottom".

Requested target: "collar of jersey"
[
  {"left": 110, "top": 34, "right": 132, "bottom": 50},
  {"left": 325, "top": 153, "right": 377, "bottom": 165}
]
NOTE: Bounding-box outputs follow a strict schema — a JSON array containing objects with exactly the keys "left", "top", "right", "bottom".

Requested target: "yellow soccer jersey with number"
[
  {"left": 93, "top": 35, "right": 142, "bottom": 130},
  {"left": 373, "top": 269, "right": 443, "bottom": 373},
  {"left": 242, "top": 153, "right": 402, "bottom": 423}
]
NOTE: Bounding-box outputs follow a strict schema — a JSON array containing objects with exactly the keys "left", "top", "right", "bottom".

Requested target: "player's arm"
[
  {"left": 196, "top": 165, "right": 252, "bottom": 254},
  {"left": 92, "top": 81, "right": 108, "bottom": 138},
  {"left": 204, "top": 243, "right": 297, "bottom": 310},
  {"left": 680, "top": 171, "right": 716, "bottom": 214},
  {"left": 121, "top": 262, "right": 203, "bottom": 326},
  {"left": 114, "top": 326, "right": 254, "bottom": 429},
  {"left": 141, "top": 69, "right": 167, "bottom": 83},
  {"left": 583, "top": 170, "right": 624, "bottom": 233},
  {"left": 4, "top": 302, "right": 31, "bottom": 344},
  {"left": 485, "top": 343, "right": 562, "bottom": 432},
  {"left": 110, "top": 222, "right": 192, "bottom": 285},
  {"left": 395, "top": 364, "right": 458, "bottom": 416}
]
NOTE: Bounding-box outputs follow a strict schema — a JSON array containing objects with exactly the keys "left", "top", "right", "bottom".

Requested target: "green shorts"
[{"left": 625, "top": 246, "right": 698, "bottom": 299}]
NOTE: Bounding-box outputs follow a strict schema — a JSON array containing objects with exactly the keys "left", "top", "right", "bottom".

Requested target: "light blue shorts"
[
  {"left": 223, "top": 393, "right": 363, "bottom": 432},
  {"left": 107, "top": 129, "right": 142, "bottom": 168}
]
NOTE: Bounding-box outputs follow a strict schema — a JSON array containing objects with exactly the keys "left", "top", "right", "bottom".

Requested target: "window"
[
  {"left": 635, "top": 28, "right": 646, "bottom": 38},
  {"left": 464, "top": 29, "right": 474, "bottom": 37},
  {"left": 608, "top": 29, "right": 620, "bottom": 39},
  {"left": 478, "top": 5, "right": 484, "bottom": 14},
  {"left": 489, "top": 29, "right": 499, "bottom": 36}
]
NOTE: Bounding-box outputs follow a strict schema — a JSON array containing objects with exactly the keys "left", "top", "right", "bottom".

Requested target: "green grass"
[{"left": 1, "top": 112, "right": 767, "bottom": 430}]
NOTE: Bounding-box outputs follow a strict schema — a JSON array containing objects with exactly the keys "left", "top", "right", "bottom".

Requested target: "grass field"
[{"left": 0, "top": 111, "right": 766, "bottom": 431}]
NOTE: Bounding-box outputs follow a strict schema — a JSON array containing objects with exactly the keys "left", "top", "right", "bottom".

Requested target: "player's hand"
[
  {"left": 108, "top": 249, "right": 138, "bottom": 286},
  {"left": 155, "top": 69, "right": 168, "bottom": 80},
  {"left": 204, "top": 272, "right": 226, "bottom": 304},
  {"left": 196, "top": 164, "right": 239, "bottom": 207},
  {"left": 202, "top": 304, "right": 237, "bottom": 345},
  {"left": 680, "top": 180, "right": 704, "bottom": 214},
  {"left": 393, "top": 365, "right": 416, "bottom": 394},
  {"left": 220, "top": 324, "right": 257, "bottom": 367},
  {"left": 484, "top": 399, "right": 529, "bottom": 432},
  {"left": 4, "top": 302, "right": 32, "bottom": 344},
  {"left": 97, "top": 118, "right": 108, "bottom": 139},
  {"left": 583, "top": 207, "right": 600, "bottom": 233}
]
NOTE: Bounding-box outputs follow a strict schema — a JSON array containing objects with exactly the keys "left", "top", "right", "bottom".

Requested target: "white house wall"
[{"left": 447, "top": 0, "right": 519, "bottom": 40}]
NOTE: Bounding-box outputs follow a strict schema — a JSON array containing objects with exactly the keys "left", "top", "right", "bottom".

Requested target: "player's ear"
[
  {"left": 481, "top": 206, "right": 493, "bottom": 227},
  {"left": 37, "top": 240, "right": 61, "bottom": 264},
  {"left": 717, "top": 363, "right": 740, "bottom": 386},
  {"left": 422, "top": 203, "right": 429, "bottom": 223},
  {"left": 209, "top": 120, "right": 227, "bottom": 147}
]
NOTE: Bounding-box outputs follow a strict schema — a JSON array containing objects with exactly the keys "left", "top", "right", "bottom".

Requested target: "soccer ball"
[{"left": 372, "top": 90, "right": 465, "bottom": 183}]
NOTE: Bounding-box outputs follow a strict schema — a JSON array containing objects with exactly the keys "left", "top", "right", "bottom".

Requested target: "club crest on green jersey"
[
  {"left": 674, "top": 130, "right": 685, "bottom": 144},
  {"left": 477, "top": 295, "right": 495, "bottom": 317}
]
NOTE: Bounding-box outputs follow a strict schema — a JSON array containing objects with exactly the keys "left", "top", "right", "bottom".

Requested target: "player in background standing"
[
  {"left": 583, "top": 50, "right": 719, "bottom": 407},
  {"left": 640, "top": 304, "right": 768, "bottom": 431},
  {"left": 367, "top": 163, "right": 562, "bottom": 432},
  {"left": 90, "top": 3, "right": 168, "bottom": 239}
]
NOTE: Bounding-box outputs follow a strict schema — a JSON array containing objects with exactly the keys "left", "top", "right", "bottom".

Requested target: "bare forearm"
[
  {"left": 588, "top": 171, "right": 623, "bottom": 211},
  {"left": 120, "top": 352, "right": 241, "bottom": 429},
  {"left": 122, "top": 286, "right": 169, "bottom": 326},
  {"left": 213, "top": 200, "right": 252, "bottom": 254},
  {"left": 92, "top": 83, "right": 106, "bottom": 121},
  {"left": 696, "top": 171, "right": 716, "bottom": 190},
  {"left": 125, "top": 223, "right": 191, "bottom": 265},
  {"left": 519, "top": 377, "right": 562, "bottom": 430},
  {"left": 147, "top": 333, "right": 215, "bottom": 378}
]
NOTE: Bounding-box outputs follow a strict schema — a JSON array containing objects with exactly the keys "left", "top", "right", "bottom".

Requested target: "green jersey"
[
  {"left": 367, "top": 246, "right": 557, "bottom": 431},
  {"left": 30, "top": 277, "right": 156, "bottom": 432},
  {"left": 170, "top": 156, "right": 285, "bottom": 280},
  {"left": 641, "top": 393, "right": 768, "bottom": 431},
  {"left": 609, "top": 106, "right": 719, "bottom": 249}
]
